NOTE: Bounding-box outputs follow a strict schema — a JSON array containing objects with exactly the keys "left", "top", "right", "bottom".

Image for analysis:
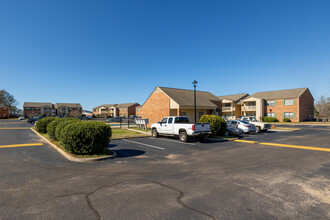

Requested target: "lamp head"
[{"left": 192, "top": 80, "right": 198, "bottom": 85}]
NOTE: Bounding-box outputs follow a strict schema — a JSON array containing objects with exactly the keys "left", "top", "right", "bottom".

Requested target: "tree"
[
  {"left": 0, "top": 90, "right": 22, "bottom": 117},
  {"left": 315, "top": 96, "right": 330, "bottom": 119}
]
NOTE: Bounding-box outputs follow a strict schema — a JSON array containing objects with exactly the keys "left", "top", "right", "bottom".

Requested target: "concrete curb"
[{"left": 30, "top": 128, "right": 116, "bottom": 163}]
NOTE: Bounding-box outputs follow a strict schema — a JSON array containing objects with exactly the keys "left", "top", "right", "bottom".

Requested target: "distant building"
[
  {"left": 217, "top": 94, "right": 249, "bottom": 120},
  {"left": 93, "top": 103, "right": 140, "bottom": 118},
  {"left": 0, "top": 105, "right": 9, "bottom": 119},
  {"left": 23, "top": 102, "right": 53, "bottom": 118},
  {"left": 23, "top": 102, "right": 82, "bottom": 118},
  {"left": 82, "top": 110, "right": 93, "bottom": 117}
]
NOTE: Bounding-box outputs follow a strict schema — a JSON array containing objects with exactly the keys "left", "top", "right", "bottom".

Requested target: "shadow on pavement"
[
  {"left": 108, "top": 144, "right": 118, "bottom": 148},
  {"left": 114, "top": 149, "right": 145, "bottom": 158},
  {"left": 200, "top": 138, "right": 229, "bottom": 144}
]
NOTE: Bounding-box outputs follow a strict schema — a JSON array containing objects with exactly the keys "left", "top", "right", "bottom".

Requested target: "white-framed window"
[
  {"left": 68, "top": 108, "right": 73, "bottom": 111},
  {"left": 124, "top": 108, "right": 127, "bottom": 111},
  {"left": 25, "top": 107, "right": 31, "bottom": 110},
  {"left": 284, "top": 99, "right": 294, "bottom": 105},
  {"left": 267, "top": 100, "right": 276, "bottom": 106},
  {"left": 267, "top": 113, "right": 276, "bottom": 117},
  {"left": 284, "top": 112, "right": 295, "bottom": 118},
  {"left": 137, "top": 108, "right": 140, "bottom": 112}
]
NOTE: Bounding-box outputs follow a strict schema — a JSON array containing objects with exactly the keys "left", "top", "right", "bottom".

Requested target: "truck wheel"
[
  {"left": 179, "top": 132, "right": 188, "bottom": 142},
  {"left": 256, "top": 126, "right": 261, "bottom": 133},
  {"left": 152, "top": 128, "right": 159, "bottom": 138}
]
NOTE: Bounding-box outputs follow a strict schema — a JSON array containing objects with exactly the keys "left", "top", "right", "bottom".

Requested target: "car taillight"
[
  {"left": 192, "top": 125, "right": 195, "bottom": 131},
  {"left": 244, "top": 125, "right": 250, "bottom": 127}
]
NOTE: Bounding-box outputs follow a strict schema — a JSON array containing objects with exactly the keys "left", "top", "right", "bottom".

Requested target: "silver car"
[
  {"left": 225, "top": 121, "right": 244, "bottom": 136},
  {"left": 228, "top": 120, "right": 256, "bottom": 133}
]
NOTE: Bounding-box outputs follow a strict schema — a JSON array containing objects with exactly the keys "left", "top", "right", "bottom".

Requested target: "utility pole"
[{"left": 192, "top": 80, "right": 198, "bottom": 123}]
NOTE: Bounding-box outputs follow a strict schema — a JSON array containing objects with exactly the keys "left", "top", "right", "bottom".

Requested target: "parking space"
[{"left": 1, "top": 119, "right": 329, "bottom": 219}]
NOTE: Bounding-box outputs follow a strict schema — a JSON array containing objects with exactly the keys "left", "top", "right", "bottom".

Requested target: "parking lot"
[{"left": 0, "top": 119, "right": 329, "bottom": 219}]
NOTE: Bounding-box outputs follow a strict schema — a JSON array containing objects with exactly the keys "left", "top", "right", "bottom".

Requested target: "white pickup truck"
[{"left": 151, "top": 116, "right": 211, "bottom": 142}]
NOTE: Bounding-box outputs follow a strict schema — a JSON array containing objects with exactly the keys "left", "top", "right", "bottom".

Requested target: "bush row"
[
  {"left": 282, "top": 118, "right": 292, "bottom": 122},
  {"left": 199, "top": 115, "right": 227, "bottom": 136},
  {"left": 36, "top": 117, "right": 112, "bottom": 155},
  {"left": 262, "top": 117, "right": 278, "bottom": 122}
]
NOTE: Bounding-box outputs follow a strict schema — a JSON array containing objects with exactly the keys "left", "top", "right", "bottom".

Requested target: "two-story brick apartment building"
[
  {"left": 217, "top": 94, "right": 249, "bottom": 120},
  {"left": 23, "top": 102, "right": 53, "bottom": 118},
  {"left": 0, "top": 105, "right": 9, "bottom": 119},
  {"left": 93, "top": 103, "right": 140, "bottom": 118},
  {"left": 23, "top": 102, "right": 82, "bottom": 118},
  {"left": 54, "top": 103, "right": 82, "bottom": 117},
  {"left": 117, "top": 103, "right": 140, "bottom": 117},
  {"left": 139, "top": 87, "right": 222, "bottom": 124},
  {"left": 240, "top": 88, "right": 314, "bottom": 122}
]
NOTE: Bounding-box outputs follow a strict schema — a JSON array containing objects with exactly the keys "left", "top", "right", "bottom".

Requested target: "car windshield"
[
  {"left": 239, "top": 121, "right": 250, "bottom": 124},
  {"left": 249, "top": 117, "right": 258, "bottom": 122}
]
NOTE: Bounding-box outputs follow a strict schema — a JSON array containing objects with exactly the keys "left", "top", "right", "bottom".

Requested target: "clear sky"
[{"left": 1, "top": 0, "right": 329, "bottom": 110}]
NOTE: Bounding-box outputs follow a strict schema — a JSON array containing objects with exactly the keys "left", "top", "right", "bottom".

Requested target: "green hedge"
[
  {"left": 199, "top": 115, "right": 227, "bottom": 136},
  {"left": 55, "top": 119, "right": 80, "bottom": 141},
  {"left": 283, "top": 118, "right": 292, "bottom": 122},
  {"left": 47, "top": 118, "right": 66, "bottom": 140},
  {"left": 262, "top": 117, "right": 278, "bottom": 122},
  {"left": 35, "top": 117, "right": 57, "bottom": 133},
  {"left": 61, "top": 121, "right": 112, "bottom": 154}
]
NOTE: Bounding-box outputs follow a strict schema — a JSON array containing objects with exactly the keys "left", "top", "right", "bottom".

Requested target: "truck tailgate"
[{"left": 195, "top": 123, "right": 211, "bottom": 132}]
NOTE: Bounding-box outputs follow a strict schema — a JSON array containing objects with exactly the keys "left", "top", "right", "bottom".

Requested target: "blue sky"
[{"left": 0, "top": 0, "right": 329, "bottom": 110}]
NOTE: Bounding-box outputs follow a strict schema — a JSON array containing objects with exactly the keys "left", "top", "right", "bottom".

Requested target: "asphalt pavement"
[{"left": 0, "top": 119, "right": 329, "bottom": 220}]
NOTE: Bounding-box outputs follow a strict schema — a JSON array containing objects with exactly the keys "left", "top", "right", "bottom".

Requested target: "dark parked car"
[{"left": 27, "top": 116, "right": 45, "bottom": 124}]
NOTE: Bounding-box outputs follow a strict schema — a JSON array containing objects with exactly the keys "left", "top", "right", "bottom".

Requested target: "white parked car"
[
  {"left": 151, "top": 116, "right": 211, "bottom": 142},
  {"left": 228, "top": 120, "right": 256, "bottom": 133},
  {"left": 240, "top": 116, "right": 271, "bottom": 132},
  {"left": 18, "top": 116, "right": 25, "bottom": 120}
]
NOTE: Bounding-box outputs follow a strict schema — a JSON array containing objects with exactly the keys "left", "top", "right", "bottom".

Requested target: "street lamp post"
[{"left": 192, "top": 80, "right": 198, "bottom": 123}]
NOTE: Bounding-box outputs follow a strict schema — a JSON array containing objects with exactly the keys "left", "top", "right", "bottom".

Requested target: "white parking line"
[
  {"left": 150, "top": 137, "right": 196, "bottom": 146},
  {"left": 122, "top": 139, "right": 165, "bottom": 150}
]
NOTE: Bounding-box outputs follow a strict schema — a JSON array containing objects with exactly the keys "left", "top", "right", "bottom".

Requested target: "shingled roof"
[
  {"left": 116, "top": 103, "right": 140, "bottom": 108},
  {"left": 251, "top": 88, "right": 308, "bottom": 99},
  {"left": 54, "top": 103, "right": 82, "bottom": 108},
  {"left": 23, "top": 102, "right": 52, "bottom": 107},
  {"left": 159, "top": 87, "right": 220, "bottom": 108},
  {"left": 217, "top": 94, "right": 249, "bottom": 103}
]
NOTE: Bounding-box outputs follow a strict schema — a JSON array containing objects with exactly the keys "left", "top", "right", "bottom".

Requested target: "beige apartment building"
[
  {"left": 93, "top": 104, "right": 118, "bottom": 117},
  {"left": 217, "top": 94, "right": 249, "bottom": 120}
]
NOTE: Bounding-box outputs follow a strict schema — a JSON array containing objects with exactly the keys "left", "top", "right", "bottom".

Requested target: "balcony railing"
[
  {"left": 222, "top": 107, "right": 234, "bottom": 111},
  {"left": 242, "top": 106, "right": 256, "bottom": 111}
]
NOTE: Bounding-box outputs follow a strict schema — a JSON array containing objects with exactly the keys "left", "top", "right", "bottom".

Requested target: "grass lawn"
[
  {"left": 33, "top": 128, "right": 113, "bottom": 158},
  {"left": 111, "top": 128, "right": 150, "bottom": 139}
]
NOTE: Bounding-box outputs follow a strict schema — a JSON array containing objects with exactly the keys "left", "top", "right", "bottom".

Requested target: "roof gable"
[
  {"left": 158, "top": 87, "right": 220, "bottom": 108},
  {"left": 217, "top": 93, "right": 249, "bottom": 103}
]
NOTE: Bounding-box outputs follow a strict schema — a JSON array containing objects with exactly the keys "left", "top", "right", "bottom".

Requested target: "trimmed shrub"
[
  {"left": 35, "top": 117, "right": 57, "bottom": 133},
  {"left": 283, "top": 118, "right": 292, "bottom": 122},
  {"left": 199, "top": 115, "right": 227, "bottom": 136},
  {"left": 262, "top": 117, "right": 278, "bottom": 122},
  {"left": 61, "top": 121, "right": 112, "bottom": 154},
  {"left": 55, "top": 119, "right": 80, "bottom": 141},
  {"left": 47, "top": 118, "right": 66, "bottom": 140}
]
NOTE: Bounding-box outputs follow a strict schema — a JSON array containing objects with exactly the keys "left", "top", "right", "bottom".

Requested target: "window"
[
  {"left": 175, "top": 117, "right": 189, "bottom": 123},
  {"left": 68, "top": 108, "right": 73, "bottom": 111},
  {"left": 267, "top": 100, "right": 276, "bottom": 106},
  {"left": 168, "top": 118, "right": 173, "bottom": 124},
  {"left": 199, "top": 112, "right": 204, "bottom": 118},
  {"left": 137, "top": 108, "right": 140, "bottom": 112},
  {"left": 34, "top": 107, "right": 40, "bottom": 110},
  {"left": 284, "top": 99, "right": 294, "bottom": 105},
  {"left": 267, "top": 113, "right": 276, "bottom": 117},
  {"left": 247, "top": 102, "right": 256, "bottom": 106},
  {"left": 123, "top": 108, "right": 127, "bottom": 111},
  {"left": 284, "top": 112, "right": 295, "bottom": 118},
  {"left": 224, "top": 103, "right": 231, "bottom": 107},
  {"left": 180, "top": 112, "right": 186, "bottom": 116},
  {"left": 25, "top": 107, "right": 31, "bottom": 110},
  {"left": 161, "top": 118, "right": 168, "bottom": 123}
]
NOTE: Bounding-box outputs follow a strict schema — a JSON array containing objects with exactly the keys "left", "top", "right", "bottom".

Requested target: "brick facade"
[
  {"left": 24, "top": 107, "right": 42, "bottom": 118},
  {"left": 299, "top": 89, "right": 314, "bottom": 121},
  {"left": 264, "top": 98, "right": 299, "bottom": 122},
  {"left": 119, "top": 104, "right": 140, "bottom": 117},
  {"left": 0, "top": 106, "right": 9, "bottom": 118},
  {"left": 139, "top": 90, "right": 171, "bottom": 125}
]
